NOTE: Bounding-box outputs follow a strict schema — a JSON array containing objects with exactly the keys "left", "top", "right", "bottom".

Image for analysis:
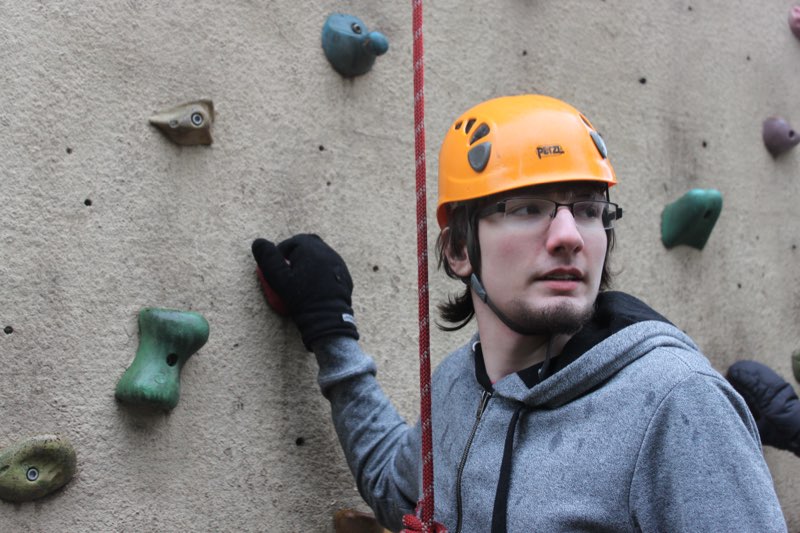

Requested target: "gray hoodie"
[{"left": 314, "top": 292, "right": 786, "bottom": 532}]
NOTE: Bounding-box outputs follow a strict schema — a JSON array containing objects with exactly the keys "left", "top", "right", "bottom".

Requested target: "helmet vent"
[
  {"left": 590, "top": 130, "right": 608, "bottom": 159},
  {"left": 454, "top": 120, "right": 463, "bottom": 130},
  {"left": 464, "top": 118, "right": 476, "bottom": 134},
  {"left": 470, "top": 123, "right": 490, "bottom": 144},
  {"left": 468, "top": 142, "right": 492, "bottom": 172},
  {"left": 579, "top": 113, "right": 594, "bottom": 129}
]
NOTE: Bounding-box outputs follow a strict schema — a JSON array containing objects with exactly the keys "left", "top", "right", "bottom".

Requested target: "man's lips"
[{"left": 536, "top": 267, "right": 584, "bottom": 282}]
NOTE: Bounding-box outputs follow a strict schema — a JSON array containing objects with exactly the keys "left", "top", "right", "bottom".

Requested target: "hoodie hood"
[
  {"left": 481, "top": 291, "right": 698, "bottom": 408},
  {"left": 481, "top": 291, "right": 700, "bottom": 532}
]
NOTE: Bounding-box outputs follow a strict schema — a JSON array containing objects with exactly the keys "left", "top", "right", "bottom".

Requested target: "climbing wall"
[{"left": 1, "top": 0, "right": 799, "bottom": 530}]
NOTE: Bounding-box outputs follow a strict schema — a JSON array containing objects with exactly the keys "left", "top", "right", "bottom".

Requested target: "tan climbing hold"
[{"left": 149, "top": 99, "right": 214, "bottom": 146}]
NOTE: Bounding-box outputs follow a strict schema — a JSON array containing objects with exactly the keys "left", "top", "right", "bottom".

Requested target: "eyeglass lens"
[{"left": 501, "top": 198, "right": 618, "bottom": 230}]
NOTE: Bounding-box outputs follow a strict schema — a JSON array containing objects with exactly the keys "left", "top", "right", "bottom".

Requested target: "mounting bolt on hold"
[
  {"left": 321, "top": 13, "right": 389, "bottom": 77},
  {"left": 661, "top": 189, "right": 723, "bottom": 250},
  {"left": 115, "top": 307, "right": 209, "bottom": 411},
  {"left": 149, "top": 100, "right": 214, "bottom": 146},
  {"left": 763, "top": 117, "right": 800, "bottom": 157},
  {"left": 0, "top": 435, "right": 77, "bottom": 503}
]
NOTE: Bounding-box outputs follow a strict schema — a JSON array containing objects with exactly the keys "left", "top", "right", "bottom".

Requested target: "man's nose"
[{"left": 545, "top": 206, "right": 584, "bottom": 254}]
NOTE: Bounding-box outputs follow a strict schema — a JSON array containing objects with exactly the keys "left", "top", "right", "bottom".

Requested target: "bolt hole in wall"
[
  {"left": 372, "top": 265, "right": 379, "bottom": 272},
  {"left": 639, "top": 77, "right": 647, "bottom": 84},
  {"left": 319, "top": 145, "right": 325, "bottom": 151},
  {"left": 66, "top": 147, "right": 72, "bottom": 154},
  {"left": 295, "top": 437, "right": 305, "bottom": 446},
  {"left": 84, "top": 199, "right": 92, "bottom": 206},
  {"left": 4, "top": 326, "right": 13, "bottom": 334},
  {"left": 166, "top": 353, "right": 178, "bottom": 366}
]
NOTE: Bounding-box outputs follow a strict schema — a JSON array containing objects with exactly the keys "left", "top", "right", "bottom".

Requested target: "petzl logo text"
[{"left": 536, "top": 145, "right": 565, "bottom": 159}]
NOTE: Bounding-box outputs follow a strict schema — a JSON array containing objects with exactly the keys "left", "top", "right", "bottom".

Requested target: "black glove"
[
  {"left": 251, "top": 234, "right": 358, "bottom": 351},
  {"left": 727, "top": 360, "right": 800, "bottom": 456}
]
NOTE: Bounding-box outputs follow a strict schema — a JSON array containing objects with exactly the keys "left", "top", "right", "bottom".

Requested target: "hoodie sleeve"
[
  {"left": 312, "top": 336, "right": 419, "bottom": 531},
  {"left": 629, "top": 371, "right": 786, "bottom": 533}
]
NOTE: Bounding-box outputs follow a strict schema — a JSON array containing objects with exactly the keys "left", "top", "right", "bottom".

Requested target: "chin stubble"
[{"left": 507, "top": 299, "right": 595, "bottom": 335}]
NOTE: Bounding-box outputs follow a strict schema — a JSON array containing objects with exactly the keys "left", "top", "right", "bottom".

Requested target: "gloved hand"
[
  {"left": 727, "top": 360, "right": 800, "bottom": 456},
  {"left": 251, "top": 234, "right": 358, "bottom": 351}
]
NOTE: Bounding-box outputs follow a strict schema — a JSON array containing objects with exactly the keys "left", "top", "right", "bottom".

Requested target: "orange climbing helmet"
[{"left": 436, "top": 94, "right": 617, "bottom": 228}]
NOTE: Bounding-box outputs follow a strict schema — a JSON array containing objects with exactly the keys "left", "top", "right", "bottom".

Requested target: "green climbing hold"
[
  {"left": 792, "top": 349, "right": 800, "bottom": 384},
  {"left": 115, "top": 307, "right": 209, "bottom": 411},
  {"left": 0, "top": 435, "right": 77, "bottom": 503},
  {"left": 661, "top": 189, "right": 723, "bottom": 250}
]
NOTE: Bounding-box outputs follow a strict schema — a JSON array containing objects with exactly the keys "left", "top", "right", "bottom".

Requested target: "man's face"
[{"left": 475, "top": 182, "right": 609, "bottom": 335}]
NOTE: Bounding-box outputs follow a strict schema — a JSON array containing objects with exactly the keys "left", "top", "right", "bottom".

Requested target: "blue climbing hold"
[{"left": 322, "top": 13, "right": 389, "bottom": 78}]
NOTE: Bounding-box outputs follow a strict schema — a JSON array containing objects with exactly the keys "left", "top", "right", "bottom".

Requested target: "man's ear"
[{"left": 442, "top": 228, "right": 473, "bottom": 277}]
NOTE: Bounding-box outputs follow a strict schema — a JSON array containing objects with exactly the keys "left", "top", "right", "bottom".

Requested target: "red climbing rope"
[{"left": 409, "top": 1, "right": 438, "bottom": 532}]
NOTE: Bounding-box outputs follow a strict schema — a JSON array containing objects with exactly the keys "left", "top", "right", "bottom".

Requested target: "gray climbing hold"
[{"left": 762, "top": 116, "right": 800, "bottom": 157}]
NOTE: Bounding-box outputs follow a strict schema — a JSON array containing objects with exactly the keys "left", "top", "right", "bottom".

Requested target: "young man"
[{"left": 252, "top": 95, "right": 786, "bottom": 532}]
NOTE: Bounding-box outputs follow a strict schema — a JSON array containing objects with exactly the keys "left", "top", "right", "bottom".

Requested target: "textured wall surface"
[{"left": 1, "top": 1, "right": 799, "bottom": 531}]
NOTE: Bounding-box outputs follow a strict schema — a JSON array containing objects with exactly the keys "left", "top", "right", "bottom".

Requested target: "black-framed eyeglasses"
[{"left": 478, "top": 197, "right": 623, "bottom": 231}]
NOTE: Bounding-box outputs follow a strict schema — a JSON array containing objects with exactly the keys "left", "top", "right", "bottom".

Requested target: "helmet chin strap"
[
  {"left": 469, "top": 273, "right": 543, "bottom": 336},
  {"left": 466, "top": 215, "right": 537, "bottom": 337},
  {"left": 469, "top": 273, "right": 555, "bottom": 380}
]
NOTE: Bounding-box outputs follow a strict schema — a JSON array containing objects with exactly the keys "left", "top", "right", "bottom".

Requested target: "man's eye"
[
  {"left": 576, "top": 203, "right": 602, "bottom": 219},
  {"left": 507, "top": 203, "right": 543, "bottom": 216}
]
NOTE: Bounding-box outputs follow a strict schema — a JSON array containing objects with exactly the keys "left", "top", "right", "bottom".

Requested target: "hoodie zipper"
[{"left": 455, "top": 389, "right": 492, "bottom": 533}]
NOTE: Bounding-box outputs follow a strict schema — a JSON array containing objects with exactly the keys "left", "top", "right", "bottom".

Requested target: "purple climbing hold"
[
  {"left": 789, "top": 6, "right": 800, "bottom": 40},
  {"left": 762, "top": 116, "right": 800, "bottom": 157}
]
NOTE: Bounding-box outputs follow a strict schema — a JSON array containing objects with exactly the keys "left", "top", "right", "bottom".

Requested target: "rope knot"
[{"left": 401, "top": 512, "right": 448, "bottom": 533}]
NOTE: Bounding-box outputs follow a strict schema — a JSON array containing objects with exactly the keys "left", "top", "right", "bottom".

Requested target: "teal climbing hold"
[
  {"left": 661, "top": 189, "right": 723, "bottom": 250},
  {"left": 321, "top": 13, "right": 389, "bottom": 77},
  {"left": 115, "top": 308, "right": 209, "bottom": 411}
]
